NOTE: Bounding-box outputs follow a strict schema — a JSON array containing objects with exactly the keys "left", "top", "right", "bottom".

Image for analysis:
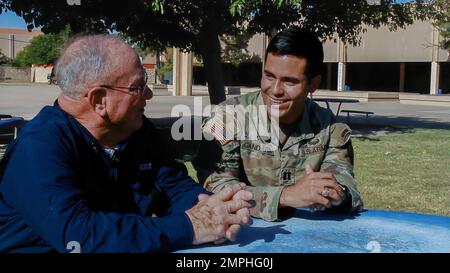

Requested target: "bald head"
[{"left": 55, "top": 35, "right": 139, "bottom": 99}]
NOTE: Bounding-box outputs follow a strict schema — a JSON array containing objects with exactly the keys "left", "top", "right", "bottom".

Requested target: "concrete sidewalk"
[{"left": 1, "top": 83, "right": 449, "bottom": 129}]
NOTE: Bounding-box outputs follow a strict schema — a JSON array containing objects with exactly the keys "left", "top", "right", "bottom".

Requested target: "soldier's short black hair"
[{"left": 265, "top": 26, "right": 324, "bottom": 81}]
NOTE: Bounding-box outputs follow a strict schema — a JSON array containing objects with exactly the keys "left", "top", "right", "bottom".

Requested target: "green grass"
[
  {"left": 352, "top": 128, "right": 450, "bottom": 217},
  {"left": 1, "top": 128, "right": 449, "bottom": 216},
  {"left": 185, "top": 128, "right": 450, "bottom": 217}
]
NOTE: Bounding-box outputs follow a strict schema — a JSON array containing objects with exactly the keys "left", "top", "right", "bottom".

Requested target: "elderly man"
[
  {"left": 195, "top": 27, "right": 363, "bottom": 222},
  {"left": 0, "top": 35, "right": 252, "bottom": 252}
]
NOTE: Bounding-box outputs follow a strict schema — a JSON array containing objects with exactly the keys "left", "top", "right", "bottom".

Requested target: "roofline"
[{"left": 0, "top": 28, "right": 43, "bottom": 35}]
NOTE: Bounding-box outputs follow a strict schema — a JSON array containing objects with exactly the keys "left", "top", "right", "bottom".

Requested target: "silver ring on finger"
[{"left": 320, "top": 188, "right": 330, "bottom": 197}]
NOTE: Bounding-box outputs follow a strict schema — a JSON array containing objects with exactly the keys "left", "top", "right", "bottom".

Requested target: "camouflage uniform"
[{"left": 198, "top": 91, "right": 364, "bottom": 221}]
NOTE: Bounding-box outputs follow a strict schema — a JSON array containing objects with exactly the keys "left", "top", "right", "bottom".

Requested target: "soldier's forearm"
[
  {"left": 204, "top": 175, "right": 242, "bottom": 193},
  {"left": 244, "top": 185, "right": 284, "bottom": 222},
  {"left": 332, "top": 173, "right": 364, "bottom": 212}
]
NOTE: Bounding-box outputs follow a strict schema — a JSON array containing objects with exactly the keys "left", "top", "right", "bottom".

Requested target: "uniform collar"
[
  {"left": 253, "top": 93, "right": 315, "bottom": 149},
  {"left": 253, "top": 93, "right": 273, "bottom": 143},
  {"left": 282, "top": 98, "right": 315, "bottom": 150},
  {"left": 290, "top": 98, "right": 315, "bottom": 139}
]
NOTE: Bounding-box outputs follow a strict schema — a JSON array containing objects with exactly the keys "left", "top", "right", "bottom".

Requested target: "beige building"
[
  {"left": 141, "top": 54, "right": 157, "bottom": 85},
  {"left": 2, "top": 22, "right": 448, "bottom": 96},
  {"left": 322, "top": 20, "right": 448, "bottom": 95},
  {"left": 0, "top": 28, "right": 43, "bottom": 58},
  {"left": 180, "top": 20, "right": 448, "bottom": 96}
]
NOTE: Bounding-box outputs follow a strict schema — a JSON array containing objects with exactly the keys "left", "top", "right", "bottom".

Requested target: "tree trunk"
[{"left": 198, "top": 31, "right": 226, "bottom": 105}]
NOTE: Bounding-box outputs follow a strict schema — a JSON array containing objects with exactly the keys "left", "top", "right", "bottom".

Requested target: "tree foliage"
[
  {"left": 433, "top": 0, "right": 449, "bottom": 50},
  {"left": 0, "top": 0, "right": 444, "bottom": 103},
  {"left": 220, "top": 33, "right": 261, "bottom": 66},
  {"left": 229, "top": 0, "right": 444, "bottom": 45},
  {"left": 11, "top": 27, "right": 70, "bottom": 67},
  {"left": 156, "top": 60, "right": 173, "bottom": 83},
  {"left": 439, "top": 22, "right": 450, "bottom": 50}
]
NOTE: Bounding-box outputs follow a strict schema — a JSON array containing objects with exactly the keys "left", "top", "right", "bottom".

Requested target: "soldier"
[{"left": 195, "top": 27, "right": 364, "bottom": 221}]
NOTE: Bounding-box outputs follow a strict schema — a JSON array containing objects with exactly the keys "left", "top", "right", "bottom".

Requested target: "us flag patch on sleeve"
[{"left": 204, "top": 118, "right": 230, "bottom": 145}]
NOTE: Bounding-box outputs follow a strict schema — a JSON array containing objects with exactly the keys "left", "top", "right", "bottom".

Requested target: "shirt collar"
[{"left": 53, "top": 100, "right": 128, "bottom": 161}]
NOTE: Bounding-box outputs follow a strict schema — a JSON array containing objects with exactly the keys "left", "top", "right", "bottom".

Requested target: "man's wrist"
[
  {"left": 279, "top": 186, "right": 291, "bottom": 208},
  {"left": 337, "top": 183, "right": 349, "bottom": 200},
  {"left": 331, "top": 183, "right": 350, "bottom": 207}
]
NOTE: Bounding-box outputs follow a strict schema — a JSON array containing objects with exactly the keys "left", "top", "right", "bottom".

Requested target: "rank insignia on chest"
[
  {"left": 280, "top": 168, "right": 295, "bottom": 184},
  {"left": 307, "top": 138, "right": 320, "bottom": 146}
]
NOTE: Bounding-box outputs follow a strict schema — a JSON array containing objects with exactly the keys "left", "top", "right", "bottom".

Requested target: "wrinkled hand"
[
  {"left": 280, "top": 164, "right": 344, "bottom": 210},
  {"left": 186, "top": 183, "right": 253, "bottom": 245},
  {"left": 198, "top": 186, "right": 254, "bottom": 245}
]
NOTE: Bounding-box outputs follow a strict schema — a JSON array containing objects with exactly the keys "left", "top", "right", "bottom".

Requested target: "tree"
[
  {"left": 11, "top": 27, "right": 70, "bottom": 67},
  {"left": 439, "top": 22, "right": 450, "bottom": 50},
  {"left": 221, "top": 32, "right": 261, "bottom": 66},
  {"left": 156, "top": 59, "right": 173, "bottom": 83},
  {"left": 0, "top": 0, "right": 444, "bottom": 103},
  {"left": 433, "top": 0, "right": 449, "bottom": 50}
]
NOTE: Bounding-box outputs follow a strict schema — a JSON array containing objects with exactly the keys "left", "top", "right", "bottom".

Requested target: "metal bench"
[
  {"left": 340, "top": 109, "right": 374, "bottom": 123},
  {"left": 0, "top": 115, "right": 24, "bottom": 140}
]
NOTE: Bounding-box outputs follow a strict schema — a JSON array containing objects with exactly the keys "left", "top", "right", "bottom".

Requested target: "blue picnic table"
[{"left": 176, "top": 209, "right": 450, "bottom": 253}]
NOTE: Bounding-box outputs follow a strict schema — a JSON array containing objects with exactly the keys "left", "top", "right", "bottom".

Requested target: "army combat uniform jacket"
[{"left": 200, "top": 91, "right": 364, "bottom": 221}]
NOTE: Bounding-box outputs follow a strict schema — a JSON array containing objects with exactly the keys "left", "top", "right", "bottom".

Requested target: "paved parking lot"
[{"left": 1, "top": 83, "right": 449, "bottom": 129}]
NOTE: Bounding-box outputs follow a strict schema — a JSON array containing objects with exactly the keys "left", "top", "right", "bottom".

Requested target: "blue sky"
[{"left": 0, "top": 11, "right": 29, "bottom": 29}]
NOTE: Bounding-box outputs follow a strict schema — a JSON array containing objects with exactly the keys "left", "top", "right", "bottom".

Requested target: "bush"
[
  {"left": 157, "top": 61, "right": 173, "bottom": 82},
  {"left": 11, "top": 26, "right": 71, "bottom": 67},
  {"left": 11, "top": 33, "right": 65, "bottom": 67}
]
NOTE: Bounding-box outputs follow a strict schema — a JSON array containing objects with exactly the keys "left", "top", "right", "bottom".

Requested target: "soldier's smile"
[
  {"left": 269, "top": 97, "right": 290, "bottom": 107},
  {"left": 268, "top": 97, "right": 291, "bottom": 113}
]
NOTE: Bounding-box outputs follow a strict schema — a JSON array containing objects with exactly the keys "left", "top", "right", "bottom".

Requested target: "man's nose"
[
  {"left": 273, "top": 80, "right": 284, "bottom": 96},
  {"left": 143, "top": 85, "right": 153, "bottom": 100}
]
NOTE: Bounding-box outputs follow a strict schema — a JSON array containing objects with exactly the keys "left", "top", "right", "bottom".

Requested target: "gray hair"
[{"left": 55, "top": 35, "right": 132, "bottom": 99}]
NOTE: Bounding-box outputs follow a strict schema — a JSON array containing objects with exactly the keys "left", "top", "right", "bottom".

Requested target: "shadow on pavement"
[
  {"left": 338, "top": 115, "right": 450, "bottom": 131},
  {"left": 337, "top": 115, "right": 450, "bottom": 139}
]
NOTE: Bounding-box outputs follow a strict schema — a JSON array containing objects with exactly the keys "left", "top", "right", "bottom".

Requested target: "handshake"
[{"left": 186, "top": 183, "right": 253, "bottom": 245}]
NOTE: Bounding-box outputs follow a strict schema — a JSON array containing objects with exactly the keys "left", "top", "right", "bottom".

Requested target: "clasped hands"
[{"left": 186, "top": 183, "right": 253, "bottom": 245}]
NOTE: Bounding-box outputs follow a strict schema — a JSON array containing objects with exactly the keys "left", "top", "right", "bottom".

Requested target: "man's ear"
[
  {"left": 308, "top": 75, "right": 322, "bottom": 94},
  {"left": 86, "top": 87, "right": 108, "bottom": 117}
]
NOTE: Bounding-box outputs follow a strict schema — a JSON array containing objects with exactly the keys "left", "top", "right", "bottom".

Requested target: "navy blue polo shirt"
[{"left": 0, "top": 102, "right": 207, "bottom": 252}]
